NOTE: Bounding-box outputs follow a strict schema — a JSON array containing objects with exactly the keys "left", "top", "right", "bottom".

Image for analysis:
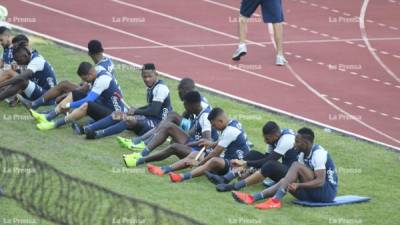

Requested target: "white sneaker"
[
  {"left": 232, "top": 44, "right": 247, "bottom": 61},
  {"left": 275, "top": 54, "right": 288, "bottom": 66}
]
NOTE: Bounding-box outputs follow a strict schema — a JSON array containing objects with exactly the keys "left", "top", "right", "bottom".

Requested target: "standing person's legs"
[
  {"left": 233, "top": 0, "right": 261, "bottom": 61},
  {"left": 261, "top": 0, "right": 287, "bottom": 65}
]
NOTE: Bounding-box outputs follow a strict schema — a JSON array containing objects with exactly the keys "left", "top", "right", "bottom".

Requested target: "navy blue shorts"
[
  {"left": 295, "top": 182, "right": 337, "bottom": 203},
  {"left": 20, "top": 80, "right": 45, "bottom": 101},
  {"left": 209, "top": 158, "right": 231, "bottom": 176},
  {"left": 240, "top": 0, "right": 284, "bottom": 23},
  {"left": 131, "top": 115, "right": 159, "bottom": 136}
]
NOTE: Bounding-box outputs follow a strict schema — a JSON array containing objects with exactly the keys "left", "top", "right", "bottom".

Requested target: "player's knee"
[
  {"left": 167, "top": 112, "right": 180, "bottom": 124},
  {"left": 58, "top": 80, "right": 70, "bottom": 89},
  {"left": 16, "top": 79, "right": 29, "bottom": 89},
  {"left": 288, "top": 162, "right": 302, "bottom": 172},
  {"left": 164, "top": 122, "right": 176, "bottom": 132},
  {"left": 206, "top": 157, "right": 220, "bottom": 168},
  {"left": 80, "top": 103, "right": 89, "bottom": 111}
]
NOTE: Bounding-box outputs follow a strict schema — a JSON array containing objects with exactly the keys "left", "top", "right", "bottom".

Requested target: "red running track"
[{"left": 2, "top": 0, "right": 399, "bottom": 150}]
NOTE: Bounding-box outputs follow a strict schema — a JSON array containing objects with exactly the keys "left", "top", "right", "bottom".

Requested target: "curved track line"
[
  {"left": 359, "top": 0, "right": 400, "bottom": 82},
  {"left": 19, "top": 0, "right": 294, "bottom": 87},
  {"left": 206, "top": 0, "right": 400, "bottom": 146},
  {"left": 265, "top": 5, "right": 400, "bottom": 146}
]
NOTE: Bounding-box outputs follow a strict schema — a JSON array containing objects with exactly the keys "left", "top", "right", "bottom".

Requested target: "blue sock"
[
  {"left": 182, "top": 172, "right": 192, "bottom": 180},
  {"left": 143, "top": 134, "right": 154, "bottom": 145},
  {"left": 46, "top": 109, "right": 59, "bottom": 121},
  {"left": 132, "top": 137, "right": 142, "bottom": 145},
  {"left": 86, "top": 115, "right": 116, "bottom": 131},
  {"left": 162, "top": 166, "right": 172, "bottom": 173},
  {"left": 136, "top": 158, "right": 145, "bottom": 166},
  {"left": 252, "top": 192, "right": 265, "bottom": 201},
  {"left": 54, "top": 118, "right": 67, "bottom": 128},
  {"left": 31, "top": 97, "right": 45, "bottom": 109},
  {"left": 141, "top": 148, "right": 150, "bottom": 157},
  {"left": 95, "top": 121, "right": 128, "bottom": 138},
  {"left": 273, "top": 188, "right": 287, "bottom": 200},
  {"left": 223, "top": 171, "right": 237, "bottom": 182},
  {"left": 233, "top": 180, "right": 246, "bottom": 190}
]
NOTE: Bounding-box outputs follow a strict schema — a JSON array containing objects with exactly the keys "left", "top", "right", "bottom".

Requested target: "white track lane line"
[
  {"left": 360, "top": 0, "right": 400, "bottom": 83},
  {"left": 20, "top": 0, "right": 293, "bottom": 87},
  {"left": 16, "top": 1, "right": 400, "bottom": 151}
]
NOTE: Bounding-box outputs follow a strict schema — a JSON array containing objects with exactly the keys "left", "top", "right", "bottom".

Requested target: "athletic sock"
[
  {"left": 132, "top": 137, "right": 142, "bottom": 145},
  {"left": 182, "top": 172, "right": 192, "bottom": 181},
  {"left": 273, "top": 188, "right": 287, "bottom": 201},
  {"left": 252, "top": 192, "right": 265, "bottom": 201},
  {"left": 233, "top": 180, "right": 246, "bottom": 190},
  {"left": 143, "top": 134, "right": 155, "bottom": 145},
  {"left": 46, "top": 108, "right": 59, "bottom": 121},
  {"left": 31, "top": 97, "right": 45, "bottom": 109},
  {"left": 223, "top": 171, "right": 237, "bottom": 182},
  {"left": 136, "top": 158, "right": 145, "bottom": 166},
  {"left": 54, "top": 118, "right": 67, "bottom": 128},
  {"left": 140, "top": 148, "right": 150, "bottom": 157},
  {"left": 94, "top": 121, "right": 128, "bottom": 138},
  {"left": 86, "top": 115, "right": 116, "bottom": 131},
  {"left": 162, "top": 165, "right": 172, "bottom": 173}
]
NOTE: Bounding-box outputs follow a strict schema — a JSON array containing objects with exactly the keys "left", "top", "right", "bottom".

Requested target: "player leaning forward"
[
  {"left": 169, "top": 107, "right": 250, "bottom": 183},
  {"left": 232, "top": 127, "right": 338, "bottom": 210}
]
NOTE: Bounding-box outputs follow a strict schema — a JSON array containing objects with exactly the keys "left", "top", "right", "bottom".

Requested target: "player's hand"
[
  {"left": 197, "top": 139, "right": 214, "bottom": 148},
  {"left": 288, "top": 183, "right": 299, "bottom": 192},
  {"left": 112, "top": 111, "right": 126, "bottom": 121},
  {"left": 11, "top": 63, "right": 18, "bottom": 71},
  {"left": 81, "top": 82, "right": 90, "bottom": 92},
  {"left": 231, "top": 159, "right": 246, "bottom": 168},
  {"left": 60, "top": 103, "right": 70, "bottom": 110},
  {"left": 185, "top": 159, "right": 200, "bottom": 167}
]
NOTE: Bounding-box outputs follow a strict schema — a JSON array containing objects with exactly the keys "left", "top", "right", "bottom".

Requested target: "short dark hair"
[
  {"left": 178, "top": 78, "right": 195, "bottom": 90},
  {"left": 297, "top": 127, "right": 315, "bottom": 143},
  {"left": 262, "top": 121, "right": 280, "bottom": 135},
  {"left": 12, "top": 44, "right": 30, "bottom": 56},
  {"left": 77, "top": 62, "right": 93, "bottom": 76},
  {"left": 183, "top": 91, "right": 201, "bottom": 104},
  {"left": 208, "top": 107, "right": 224, "bottom": 121},
  {"left": 0, "top": 26, "right": 11, "bottom": 35},
  {"left": 12, "top": 34, "right": 29, "bottom": 46},
  {"left": 142, "top": 63, "right": 156, "bottom": 71},
  {"left": 88, "top": 40, "right": 103, "bottom": 55}
]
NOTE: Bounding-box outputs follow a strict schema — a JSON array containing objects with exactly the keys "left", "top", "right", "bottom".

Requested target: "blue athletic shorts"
[
  {"left": 240, "top": 0, "right": 284, "bottom": 23},
  {"left": 132, "top": 115, "right": 159, "bottom": 136},
  {"left": 20, "top": 80, "right": 54, "bottom": 105},
  {"left": 295, "top": 182, "right": 337, "bottom": 203}
]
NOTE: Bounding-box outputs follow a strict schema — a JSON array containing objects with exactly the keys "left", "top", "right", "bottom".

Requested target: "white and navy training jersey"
[
  {"left": 298, "top": 145, "right": 338, "bottom": 190},
  {"left": 27, "top": 53, "right": 57, "bottom": 90},
  {"left": 91, "top": 65, "right": 125, "bottom": 112},
  {"left": 190, "top": 105, "right": 219, "bottom": 142},
  {"left": 2, "top": 45, "right": 13, "bottom": 65},
  {"left": 267, "top": 128, "right": 298, "bottom": 167},
  {"left": 218, "top": 119, "right": 250, "bottom": 160},
  {"left": 146, "top": 80, "right": 172, "bottom": 121},
  {"left": 97, "top": 57, "right": 115, "bottom": 77}
]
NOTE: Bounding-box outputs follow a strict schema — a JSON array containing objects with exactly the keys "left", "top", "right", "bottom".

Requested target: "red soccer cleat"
[
  {"left": 147, "top": 164, "right": 164, "bottom": 176},
  {"left": 254, "top": 198, "right": 282, "bottom": 210},
  {"left": 169, "top": 172, "right": 183, "bottom": 183},
  {"left": 231, "top": 191, "right": 254, "bottom": 205}
]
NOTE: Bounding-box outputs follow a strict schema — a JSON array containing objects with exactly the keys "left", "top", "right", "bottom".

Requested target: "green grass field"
[{"left": 1, "top": 36, "right": 399, "bottom": 225}]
